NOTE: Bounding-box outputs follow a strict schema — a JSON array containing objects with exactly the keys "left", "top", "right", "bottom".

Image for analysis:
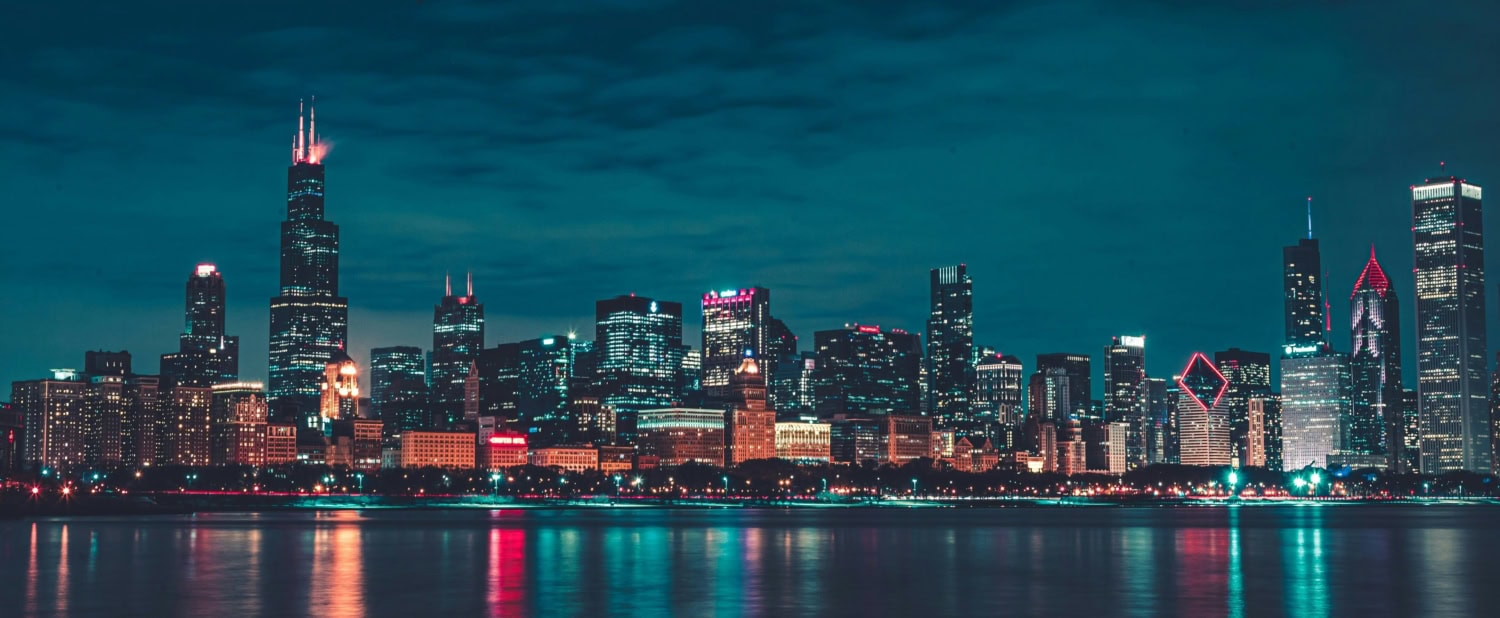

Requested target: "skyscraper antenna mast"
[
  {"left": 466, "top": 271, "right": 473, "bottom": 297},
  {"left": 445, "top": 272, "right": 452, "bottom": 297},
  {"left": 1306, "top": 196, "right": 1313, "bottom": 240}
]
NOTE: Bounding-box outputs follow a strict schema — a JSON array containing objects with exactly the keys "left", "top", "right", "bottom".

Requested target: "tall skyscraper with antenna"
[
  {"left": 432, "top": 272, "right": 484, "bottom": 429},
  {"left": 1349, "top": 247, "right": 1404, "bottom": 471},
  {"left": 1412, "top": 173, "right": 1491, "bottom": 473},
  {"left": 268, "top": 99, "right": 349, "bottom": 428},
  {"left": 1280, "top": 197, "right": 1351, "bottom": 470}
]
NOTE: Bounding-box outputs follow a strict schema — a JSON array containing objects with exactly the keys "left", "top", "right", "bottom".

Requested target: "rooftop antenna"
[
  {"left": 1306, "top": 196, "right": 1313, "bottom": 240},
  {"left": 466, "top": 271, "right": 473, "bottom": 297},
  {"left": 308, "top": 96, "right": 317, "bottom": 156},
  {"left": 297, "top": 99, "right": 305, "bottom": 162},
  {"left": 1441, "top": 160, "right": 1446, "bottom": 175},
  {"left": 445, "top": 271, "right": 452, "bottom": 297}
]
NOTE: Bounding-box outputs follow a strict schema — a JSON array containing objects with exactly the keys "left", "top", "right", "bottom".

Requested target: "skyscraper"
[
  {"left": 1103, "top": 336, "right": 1146, "bottom": 470},
  {"left": 161, "top": 264, "right": 239, "bottom": 388},
  {"left": 812, "top": 325, "right": 923, "bottom": 418},
  {"left": 1280, "top": 214, "right": 1351, "bottom": 470},
  {"left": 371, "top": 346, "right": 428, "bottom": 436},
  {"left": 1284, "top": 236, "right": 1326, "bottom": 349},
  {"left": 595, "top": 295, "right": 683, "bottom": 443},
  {"left": 518, "top": 334, "right": 580, "bottom": 447},
  {"left": 1036, "top": 353, "right": 1092, "bottom": 419},
  {"left": 13, "top": 372, "right": 86, "bottom": 472},
  {"left": 770, "top": 351, "right": 818, "bottom": 419},
  {"left": 1215, "top": 348, "right": 1272, "bottom": 467},
  {"left": 269, "top": 100, "right": 349, "bottom": 425},
  {"left": 701, "top": 287, "right": 772, "bottom": 401},
  {"left": 477, "top": 343, "right": 521, "bottom": 425},
  {"left": 927, "top": 265, "right": 974, "bottom": 428},
  {"left": 1349, "top": 248, "right": 1405, "bottom": 471},
  {"left": 431, "top": 273, "right": 484, "bottom": 429},
  {"left": 973, "top": 354, "right": 1023, "bottom": 428},
  {"left": 1412, "top": 175, "right": 1491, "bottom": 473},
  {"left": 1176, "top": 353, "right": 1231, "bottom": 467}
]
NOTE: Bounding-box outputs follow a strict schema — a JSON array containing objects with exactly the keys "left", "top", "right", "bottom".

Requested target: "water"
[{"left": 2, "top": 505, "right": 1498, "bottom": 617}]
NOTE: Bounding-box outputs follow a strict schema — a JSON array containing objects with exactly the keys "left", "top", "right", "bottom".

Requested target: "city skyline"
[{"left": 8, "top": 1, "right": 1500, "bottom": 402}]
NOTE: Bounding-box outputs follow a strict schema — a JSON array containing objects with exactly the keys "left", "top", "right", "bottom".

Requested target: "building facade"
[
  {"left": 1176, "top": 354, "right": 1232, "bottom": 467},
  {"left": 595, "top": 295, "right": 683, "bottom": 443},
  {"left": 1215, "top": 348, "right": 1272, "bottom": 467},
  {"left": 701, "top": 287, "right": 773, "bottom": 401},
  {"left": 431, "top": 275, "right": 484, "bottom": 429},
  {"left": 371, "top": 346, "right": 428, "bottom": 436},
  {"left": 812, "top": 325, "right": 922, "bottom": 418},
  {"left": 637, "top": 408, "right": 726, "bottom": 467},
  {"left": 926, "top": 265, "right": 974, "bottom": 431},
  {"left": 1411, "top": 176, "right": 1491, "bottom": 473},
  {"left": 160, "top": 264, "right": 239, "bottom": 388},
  {"left": 1103, "top": 336, "right": 1146, "bottom": 470},
  {"left": 1349, "top": 249, "right": 1405, "bottom": 471}
]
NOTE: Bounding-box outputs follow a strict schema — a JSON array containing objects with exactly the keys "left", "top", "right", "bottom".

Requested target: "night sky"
[{"left": 5, "top": 1, "right": 1500, "bottom": 393}]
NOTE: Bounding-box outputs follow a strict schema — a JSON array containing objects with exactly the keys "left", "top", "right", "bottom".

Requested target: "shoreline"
[{"left": 6, "top": 493, "right": 1499, "bottom": 519}]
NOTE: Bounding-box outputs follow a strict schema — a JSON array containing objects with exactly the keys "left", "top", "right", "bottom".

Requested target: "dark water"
[{"left": 2, "top": 505, "right": 1498, "bottom": 617}]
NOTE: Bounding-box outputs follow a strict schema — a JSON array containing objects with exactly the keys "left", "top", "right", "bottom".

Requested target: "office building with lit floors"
[
  {"left": 1412, "top": 176, "right": 1491, "bottom": 473},
  {"left": 926, "top": 265, "right": 975, "bottom": 431},
  {"left": 881, "top": 414, "right": 933, "bottom": 465},
  {"left": 398, "top": 431, "right": 476, "bottom": 469},
  {"left": 1215, "top": 348, "right": 1272, "bottom": 467},
  {"left": 1035, "top": 353, "right": 1092, "bottom": 419},
  {"left": 1280, "top": 347, "right": 1351, "bottom": 470},
  {"left": 12, "top": 373, "right": 87, "bottom": 472},
  {"left": 701, "top": 287, "right": 773, "bottom": 401},
  {"left": 518, "top": 335, "right": 585, "bottom": 447},
  {"left": 371, "top": 346, "right": 428, "bottom": 436},
  {"left": 1103, "top": 336, "right": 1146, "bottom": 470},
  {"left": 812, "top": 325, "right": 923, "bottom": 418},
  {"left": 637, "top": 408, "right": 726, "bottom": 467},
  {"left": 972, "top": 353, "right": 1023, "bottom": 429},
  {"left": 594, "top": 294, "right": 683, "bottom": 443},
  {"left": 160, "top": 264, "right": 239, "bottom": 388},
  {"left": 775, "top": 421, "right": 831, "bottom": 464},
  {"left": 1176, "top": 354, "right": 1232, "bottom": 466},
  {"left": 210, "top": 382, "right": 268, "bottom": 466},
  {"left": 725, "top": 357, "right": 777, "bottom": 466},
  {"left": 431, "top": 274, "right": 484, "bottom": 429},
  {"left": 1349, "top": 248, "right": 1406, "bottom": 471},
  {"left": 268, "top": 101, "right": 349, "bottom": 426}
]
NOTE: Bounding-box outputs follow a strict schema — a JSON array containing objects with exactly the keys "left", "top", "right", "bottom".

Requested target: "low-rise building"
[
  {"left": 637, "top": 408, "right": 725, "bottom": 467},
  {"left": 265, "top": 423, "right": 298, "bottom": 465},
  {"left": 529, "top": 446, "right": 598, "bottom": 472},
  {"left": 400, "top": 431, "right": 476, "bottom": 469},
  {"left": 775, "top": 421, "right": 831, "bottom": 464},
  {"left": 484, "top": 432, "right": 528, "bottom": 469}
]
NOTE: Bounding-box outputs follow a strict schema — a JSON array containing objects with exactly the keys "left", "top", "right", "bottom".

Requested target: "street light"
[
  {"left": 722, "top": 475, "right": 729, "bottom": 496},
  {"left": 355, "top": 472, "right": 365, "bottom": 494},
  {"left": 490, "top": 473, "right": 502, "bottom": 496},
  {"left": 911, "top": 478, "right": 918, "bottom": 497}
]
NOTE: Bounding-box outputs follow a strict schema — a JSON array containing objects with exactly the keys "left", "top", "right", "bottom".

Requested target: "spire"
[
  {"left": 445, "top": 272, "right": 452, "bottom": 297},
  {"left": 297, "top": 99, "right": 305, "bottom": 162},
  {"left": 1352, "top": 245, "right": 1392, "bottom": 299},
  {"left": 308, "top": 96, "right": 317, "bottom": 161},
  {"left": 466, "top": 271, "right": 473, "bottom": 297},
  {"left": 1306, "top": 196, "right": 1313, "bottom": 240}
]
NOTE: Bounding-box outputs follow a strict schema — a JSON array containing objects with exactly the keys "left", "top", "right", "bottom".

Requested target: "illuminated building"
[
  {"left": 0, "top": 402, "right": 22, "bottom": 473},
  {"left": 263, "top": 424, "right": 297, "bottom": 464},
  {"left": 269, "top": 100, "right": 349, "bottom": 425},
  {"left": 122, "top": 375, "right": 160, "bottom": 467},
  {"left": 1176, "top": 353, "right": 1232, "bottom": 467},
  {"left": 1281, "top": 348, "right": 1351, "bottom": 470},
  {"left": 371, "top": 346, "right": 428, "bottom": 436},
  {"left": 1056, "top": 419, "right": 1086, "bottom": 476},
  {"left": 163, "top": 386, "right": 212, "bottom": 466},
  {"left": 726, "top": 357, "right": 776, "bottom": 465},
  {"left": 1284, "top": 237, "right": 1327, "bottom": 350},
  {"left": 518, "top": 334, "right": 583, "bottom": 447},
  {"left": 927, "top": 265, "right": 974, "bottom": 429},
  {"left": 160, "top": 264, "right": 239, "bottom": 388},
  {"left": 210, "top": 382, "right": 268, "bottom": 466},
  {"left": 1027, "top": 365, "right": 1073, "bottom": 424},
  {"left": 330, "top": 418, "right": 383, "bottom": 471},
  {"left": 1036, "top": 353, "right": 1091, "bottom": 419},
  {"left": 812, "top": 324, "right": 922, "bottom": 418},
  {"left": 84, "top": 372, "right": 126, "bottom": 467},
  {"left": 1246, "top": 397, "right": 1269, "bottom": 468},
  {"left": 1144, "top": 377, "right": 1170, "bottom": 465},
  {"left": 1412, "top": 176, "right": 1491, "bottom": 473},
  {"left": 431, "top": 273, "right": 484, "bottom": 429},
  {"left": 1349, "top": 248, "right": 1406, "bottom": 471},
  {"left": 680, "top": 345, "right": 702, "bottom": 400},
  {"left": 701, "top": 287, "right": 773, "bottom": 401},
  {"left": 594, "top": 294, "right": 683, "bottom": 443},
  {"left": 478, "top": 343, "right": 521, "bottom": 425},
  {"left": 318, "top": 353, "right": 360, "bottom": 427},
  {"left": 399, "top": 431, "right": 476, "bottom": 469},
  {"left": 775, "top": 421, "right": 831, "bottom": 464},
  {"left": 1103, "top": 336, "right": 1146, "bottom": 470},
  {"left": 637, "top": 408, "right": 726, "bottom": 467},
  {"left": 771, "top": 351, "right": 817, "bottom": 419},
  {"left": 1402, "top": 388, "right": 1420, "bottom": 472},
  {"left": 529, "top": 446, "right": 599, "bottom": 472},
  {"left": 973, "top": 353, "right": 1023, "bottom": 428},
  {"left": 881, "top": 414, "right": 933, "bottom": 465},
  {"left": 1215, "top": 348, "right": 1272, "bottom": 466},
  {"left": 598, "top": 445, "right": 634, "bottom": 473},
  {"left": 13, "top": 373, "right": 86, "bottom": 471},
  {"left": 568, "top": 386, "right": 616, "bottom": 445},
  {"left": 484, "top": 432, "right": 528, "bottom": 469},
  {"left": 829, "top": 417, "right": 882, "bottom": 465}
]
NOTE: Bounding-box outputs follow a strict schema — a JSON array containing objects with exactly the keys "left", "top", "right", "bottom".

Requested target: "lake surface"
[{"left": 2, "top": 505, "right": 1498, "bottom": 617}]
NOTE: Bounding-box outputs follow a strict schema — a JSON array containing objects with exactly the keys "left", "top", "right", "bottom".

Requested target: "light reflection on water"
[{"left": 2, "top": 505, "right": 1499, "bottom": 617}]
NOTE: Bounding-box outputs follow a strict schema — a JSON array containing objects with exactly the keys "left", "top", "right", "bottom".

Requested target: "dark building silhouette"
[
  {"left": 431, "top": 273, "right": 484, "bottom": 429},
  {"left": 268, "top": 100, "right": 348, "bottom": 427},
  {"left": 371, "top": 346, "right": 428, "bottom": 436},
  {"left": 927, "top": 265, "right": 974, "bottom": 429},
  {"left": 1215, "top": 348, "right": 1272, "bottom": 468},
  {"left": 162, "top": 264, "right": 239, "bottom": 388},
  {"left": 813, "top": 325, "right": 922, "bottom": 418},
  {"left": 1036, "top": 353, "right": 1091, "bottom": 419}
]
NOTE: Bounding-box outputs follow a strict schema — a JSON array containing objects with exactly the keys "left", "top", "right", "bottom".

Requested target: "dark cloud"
[{"left": 4, "top": 0, "right": 1500, "bottom": 389}]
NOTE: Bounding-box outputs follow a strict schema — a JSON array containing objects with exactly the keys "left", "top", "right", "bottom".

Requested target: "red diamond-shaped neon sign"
[{"left": 1177, "top": 352, "right": 1229, "bottom": 411}]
